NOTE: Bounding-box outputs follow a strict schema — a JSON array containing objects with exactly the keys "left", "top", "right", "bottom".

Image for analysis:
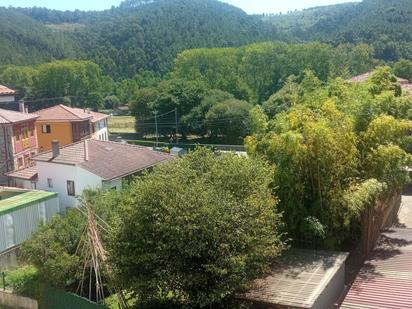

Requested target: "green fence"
[{"left": 43, "top": 287, "right": 108, "bottom": 309}]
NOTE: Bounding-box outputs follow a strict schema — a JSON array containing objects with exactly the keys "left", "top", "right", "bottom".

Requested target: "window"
[
  {"left": 67, "top": 180, "right": 75, "bottom": 196},
  {"left": 17, "top": 157, "right": 23, "bottom": 168},
  {"left": 23, "top": 127, "right": 29, "bottom": 139},
  {"left": 42, "top": 124, "right": 51, "bottom": 134},
  {"left": 38, "top": 202, "right": 46, "bottom": 224},
  {"left": 47, "top": 178, "right": 53, "bottom": 188},
  {"left": 4, "top": 214, "right": 15, "bottom": 248}
]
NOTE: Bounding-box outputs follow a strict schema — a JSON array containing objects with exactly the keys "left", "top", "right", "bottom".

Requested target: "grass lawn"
[{"left": 109, "top": 116, "right": 136, "bottom": 133}]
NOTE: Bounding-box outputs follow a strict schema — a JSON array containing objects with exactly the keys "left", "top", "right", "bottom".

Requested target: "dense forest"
[
  {"left": 1, "top": 0, "right": 412, "bottom": 143},
  {"left": 1, "top": 0, "right": 411, "bottom": 80},
  {"left": 1, "top": 0, "right": 279, "bottom": 78},
  {"left": 264, "top": 0, "right": 412, "bottom": 61}
]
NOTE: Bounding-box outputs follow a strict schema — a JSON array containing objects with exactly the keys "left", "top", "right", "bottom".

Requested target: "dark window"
[
  {"left": 42, "top": 124, "right": 51, "bottom": 134},
  {"left": 67, "top": 180, "right": 75, "bottom": 196}
]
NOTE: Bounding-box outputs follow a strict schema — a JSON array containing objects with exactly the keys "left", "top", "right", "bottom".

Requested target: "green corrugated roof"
[{"left": 0, "top": 190, "right": 58, "bottom": 215}]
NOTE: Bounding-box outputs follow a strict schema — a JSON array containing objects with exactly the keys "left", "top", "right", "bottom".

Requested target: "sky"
[{"left": 0, "top": 0, "right": 360, "bottom": 13}]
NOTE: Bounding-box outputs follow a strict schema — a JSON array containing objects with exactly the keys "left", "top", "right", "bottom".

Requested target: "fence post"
[{"left": 2, "top": 272, "right": 5, "bottom": 291}]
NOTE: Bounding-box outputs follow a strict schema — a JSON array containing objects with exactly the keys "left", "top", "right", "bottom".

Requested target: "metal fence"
[{"left": 43, "top": 287, "right": 107, "bottom": 309}]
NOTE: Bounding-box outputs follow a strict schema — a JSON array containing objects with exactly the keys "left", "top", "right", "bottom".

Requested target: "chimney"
[
  {"left": 51, "top": 140, "right": 60, "bottom": 158},
  {"left": 18, "top": 100, "right": 25, "bottom": 113}
]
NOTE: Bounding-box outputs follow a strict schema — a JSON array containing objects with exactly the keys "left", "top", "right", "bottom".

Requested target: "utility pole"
[
  {"left": 153, "top": 110, "right": 159, "bottom": 147},
  {"left": 175, "top": 108, "right": 179, "bottom": 145}
]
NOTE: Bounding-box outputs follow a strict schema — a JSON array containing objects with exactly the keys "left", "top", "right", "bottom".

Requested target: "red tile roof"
[
  {"left": 0, "top": 85, "right": 16, "bottom": 96},
  {"left": 0, "top": 108, "right": 38, "bottom": 124},
  {"left": 34, "top": 139, "right": 173, "bottom": 180},
  {"left": 341, "top": 228, "right": 412, "bottom": 309},
  {"left": 36, "top": 104, "right": 109, "bottom": 122}
]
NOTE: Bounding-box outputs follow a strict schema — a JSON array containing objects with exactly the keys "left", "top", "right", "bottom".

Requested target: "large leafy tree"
[
  {"left": 246, "top": 68, "right": 412, "bottom": 248},
  {"left": 110, "top": 148, "right": 285, "bottom": 307}
]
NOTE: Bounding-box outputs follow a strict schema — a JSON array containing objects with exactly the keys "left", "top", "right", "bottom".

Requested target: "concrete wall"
[
  {"left": 0, "top": 96, "right": 15, "bottom": 103},
  {"left": 102, "top": 178, "right": 122, "bottom": 191},
  {"left": 11, "top": 178, "right": 35, "bottom": 190},
  {"left": 37, "top": 162, "right": 103, "bottom": 209},
  {"left": 0, "top": 290, "right": 38, "bottom": 309},
  {"left": 313, "top": 260, "right": 346, "bottom": 309}
]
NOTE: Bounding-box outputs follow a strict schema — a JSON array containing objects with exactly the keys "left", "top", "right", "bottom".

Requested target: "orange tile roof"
[
  {"left": 0, "top": 108, "right": 38, "bottom": 124},
  {"left": 36, "top": 104, "right": 109, "bottom": 122},
  {"left": 0, "top": 85, "right": 16, "bottom": 96},
  {"left": 36, "top": 104, "right": 92, "bottom": 122}
]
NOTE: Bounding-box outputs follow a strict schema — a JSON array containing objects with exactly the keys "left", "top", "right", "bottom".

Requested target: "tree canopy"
[
  {"left": 246, "top": 67, "right": 412, "bottom": 248},
  {"left": 110, "top": 148, "right": 285, "bottom": 307}
]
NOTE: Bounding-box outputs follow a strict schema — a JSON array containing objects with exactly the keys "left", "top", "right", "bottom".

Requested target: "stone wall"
[
  {"left": 0, "top": 290, "right": 38, "bottom": 309},
  {"left": 360, "top": 188, "right": 402, "bottom": 258}
]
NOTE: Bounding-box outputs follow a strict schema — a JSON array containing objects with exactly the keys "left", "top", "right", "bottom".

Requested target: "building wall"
[
  {"left": 102, "top": 178, "right": 122, "bottom": 191},
  {"left": 92, "top": 119, "right": 109, "bottom": 141},
  {"left": 0, "top": 196, "right": 59, "bottom": 254},
  {"left": 36, "top": 162, "right": 103, "bottom": 209},
  {"left": 0, "top": 125, "right": 14, "bottom": 185},
  {"left": 10, "top": 178, "right": 36, "bottom": 190},
  {"left": 0, "top": 96, "right": 15, "bottom": 103},
  {"left": 12, "top": 120, "right": 38, "bottom": 171},
  {"left": 36, "top": 121, "right": 73, "bottom": 152}
]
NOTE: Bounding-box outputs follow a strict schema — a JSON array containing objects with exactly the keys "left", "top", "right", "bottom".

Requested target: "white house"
[{"left": 11, "top": 139, "right": 172, "bottom": 210}]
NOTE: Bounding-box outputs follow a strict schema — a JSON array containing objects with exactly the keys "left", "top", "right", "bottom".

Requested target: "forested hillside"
[
  {"left": 1, "top": 0, "right": 278, "bottom": 78},
  {"left": 264, "top": 0, "right": 412, "bottom": 61},
  {"left": 0, "top": 8, "right": 82, "bottom": 65}
]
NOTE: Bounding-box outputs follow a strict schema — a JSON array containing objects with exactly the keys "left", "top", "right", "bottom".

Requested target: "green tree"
[
  {"left": 20, "top": 189, "right": 121, "bottom": 292},
  {"left": 205, "top": 99, "right": 253, "bottom": 142},
  {"left": 394, "top": 59, "right": 412, "bottom": 82},
  {"left": 110, "top": 148, "right": 286, "bottom": 307}
]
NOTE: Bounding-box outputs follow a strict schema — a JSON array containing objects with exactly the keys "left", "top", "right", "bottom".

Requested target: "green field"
[{"left": 108, "top": 116, "right": 136, "bottom": 133}]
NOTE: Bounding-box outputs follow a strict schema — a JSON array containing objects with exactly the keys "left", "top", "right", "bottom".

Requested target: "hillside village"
[
  {"left": 0, "top": 0, "right": 412, "bottom": 309},
  {"left": 0, "top": 67, "right": 411, "bottom": 308}
]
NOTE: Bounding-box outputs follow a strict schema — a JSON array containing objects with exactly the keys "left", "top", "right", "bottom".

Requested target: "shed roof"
[
  {"left": 6, "top": 166, "right": 38, "bottom": 180},
  {"left": 241, "top": 249, "right": 348, "bottom": 308},
  {"left": 0, "top": 108, "right": 38, "bottom": 124},
  {"left": 0, "top": 85, "right": 16, "bottom": 96},
  {"left": 341, "top": 228, "right": 412, "bottom": 309},
  {"left": 34, "top": 139, "right": 173, "bottom": 181},
  {"left": 0, "top": 187, "right": 57, "bottom": 215}
]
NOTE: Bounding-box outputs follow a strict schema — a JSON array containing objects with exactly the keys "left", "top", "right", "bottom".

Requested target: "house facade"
[
  {"left": 0, "top": 109, "right": 39, "bottom": 185},
  {"left": 28, "top": 139, "right": 172, "bottom": 209},
  {"left": 35, "top": 104, "right": 110, "bottom": 152}
]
